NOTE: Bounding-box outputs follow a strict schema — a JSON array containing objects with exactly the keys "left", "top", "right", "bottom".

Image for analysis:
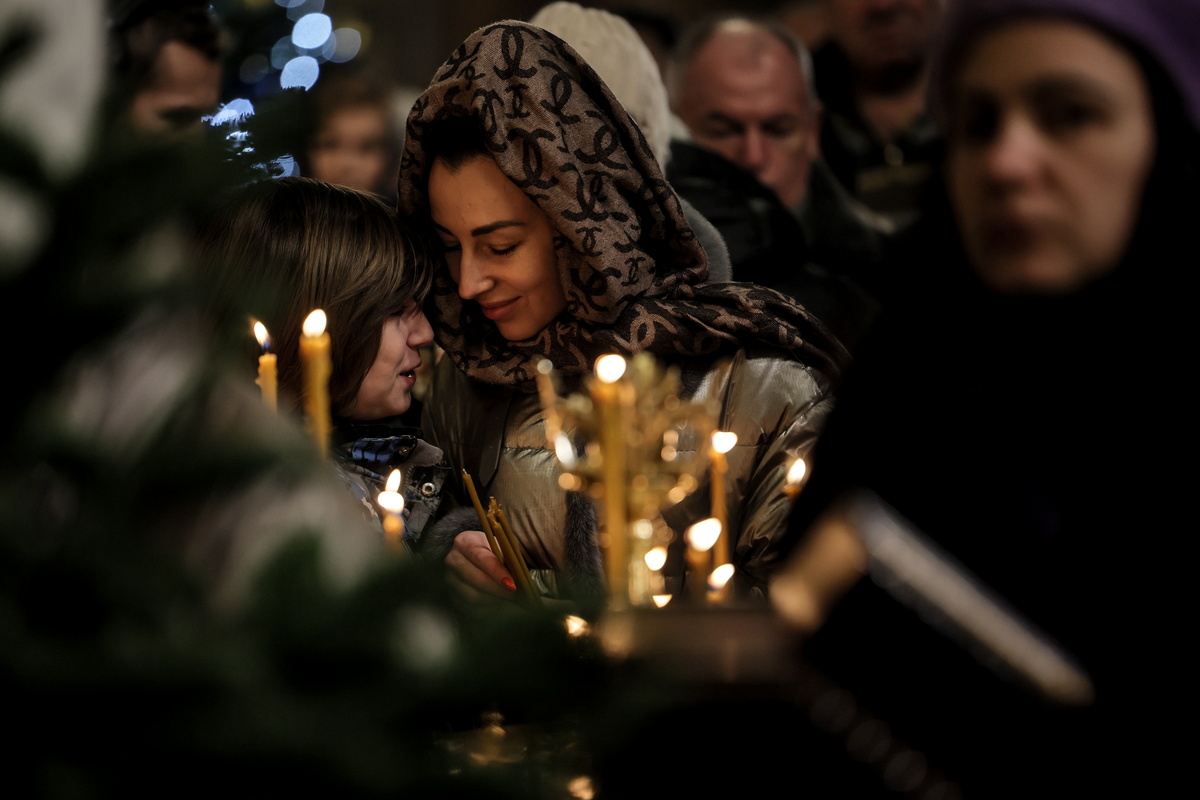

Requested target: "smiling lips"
[{"left": 479, "top": 298, "right": 517, "bottom": 321}]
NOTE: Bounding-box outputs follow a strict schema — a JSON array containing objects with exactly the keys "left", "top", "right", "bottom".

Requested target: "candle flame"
[
  {"left": 652, "top": 594, "right": 673, "bottom": 608},
  {"left": 385, "top": 468, "right": 402, "bottom": 493},
  {"left": 554, "top": 432, "right": 577, "bottom": 467},
  {"left": 786, "top": 457, "right": 808, "bottom": 486},
  {"left": 564, "top": 615, "right": 590, "bottom": 637},
  {"left": 567, "top": 775, "right": 595, "bottom": 800},
  {"left": 644, "top": 545, "right": 668, "bottom": 571},
  {"left": 594, "top": 353, "right": 627, "bottom": 383},
  {"left": 302, "top": 308, "right": 327, "bottom": 337},
  {"left": 377, "top": 490, "right": 404, "bottom": 514},
  {"left": 710, "top": 562, "right": 735, "bottom": 589},
  {"left": 711, "top": 430, "right": 738, "bottom": 454},
  {"left": 686, "top": 517, "right": 722, "bottom": 551},
  {"left": 253, "top": 320, "right": 271, "bottom": 350}
]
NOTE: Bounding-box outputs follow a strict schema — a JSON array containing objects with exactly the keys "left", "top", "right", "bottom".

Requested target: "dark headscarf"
[
  {"left": 929, "top": 0, "right": 1200, "bottom": 130},
  {"left": 398, "top": 20, "right": 849, "bottom": 388}
]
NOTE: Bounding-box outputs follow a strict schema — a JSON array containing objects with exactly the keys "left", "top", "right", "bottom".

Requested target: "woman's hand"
[{"left": 443, "top": 529, "right": 519, "bottom": 601}]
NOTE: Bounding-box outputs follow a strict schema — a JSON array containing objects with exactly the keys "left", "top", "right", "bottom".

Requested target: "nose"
[
  {"left": 409, "top": 308, "right": 435, "bottom": 348},
  {"left": 981, "top": 114, "right": 1044, "bottom": 187},
  {"left": 738, "top": 127, "right": 769, "bottom": 172},
  {"left": 454, "top": 251, "right": 495, "bottom": 301}
]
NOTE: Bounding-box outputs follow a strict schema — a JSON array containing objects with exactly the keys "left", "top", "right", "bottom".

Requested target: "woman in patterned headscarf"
[{"left": 398, "top": 19, "right": 850, "bottom": 610}]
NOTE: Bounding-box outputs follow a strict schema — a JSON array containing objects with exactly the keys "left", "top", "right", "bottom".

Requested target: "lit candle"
[
  {"left": 300, "top": 309, "right": 332, "bottom": 458},
  {"left": 783, "top": 457, "right": 808, "bottom": 501},
  {"left": 709, "top": 562, "right": 735, "bottom": 603},
  {"left": 686, "top": 517, "right": 721, "bottom": 602},
  {"left": 253, "top": 320, "right": 277, "bottom": 412},
  {"left": 377, "top": 468, "right": 406, "bottom": 553},
  {"left": 709, "top": 431, "right": 737, "bottom": 569},
  {"left": 594, "top": 354, "right": 629, "bottom": 607}
]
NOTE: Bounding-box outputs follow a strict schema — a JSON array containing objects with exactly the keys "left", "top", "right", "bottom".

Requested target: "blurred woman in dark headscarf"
[{"left": 778, "top": 0, "right": 1200, "bottom": 795}]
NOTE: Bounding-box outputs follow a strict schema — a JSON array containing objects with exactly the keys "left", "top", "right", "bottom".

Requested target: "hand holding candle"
[
  {"left": 461, "top": 470, "right": 538, "bottom": 603},
  {"left": 300, "top": 309, "right": 332, "bottom": 458},
  {"left": 253, "top": 320, "right": 277, "bottom": 411}
]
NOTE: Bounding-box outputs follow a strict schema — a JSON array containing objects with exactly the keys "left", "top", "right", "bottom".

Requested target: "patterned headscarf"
[{"left": 398, "top": 20, "right": 850, "bottom": 389}]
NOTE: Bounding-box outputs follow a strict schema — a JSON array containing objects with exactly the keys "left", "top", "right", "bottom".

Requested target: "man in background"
[
  {"left": 107, "top": 0, "right": 227, "bottom": 140},
  {"left": 811, "top": 0, "right": 944, "bottom": 230},
  {"left": 666, "top": 14, "right": 889, "bottom": 353}
]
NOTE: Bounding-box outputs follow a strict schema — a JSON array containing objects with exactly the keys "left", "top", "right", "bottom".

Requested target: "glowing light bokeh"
[
  {"left": 644, "top": 546, "right": 668, "bottom": 571},
  {"left": 292, "top": 13, "right": 332, "bottom": 49},
  {"left": 280, "top": 56, "right": 320, "bottom": 90},
  {"left": 686, "top": 518, "right": 722, "bottom": 551},
  {"left": 329, "top": 27, "right": 362, "bottom": 62},
  {"left": 595, "top": 354, "right": 627, "bottom": 383},
  {"left": 208, "top": 97, "right": 254, "bottom": 126}
]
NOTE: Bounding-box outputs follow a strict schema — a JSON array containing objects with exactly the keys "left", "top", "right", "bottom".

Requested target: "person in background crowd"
[
  {"left": 193, "top": 176, "right": 451, "bottom": 547},
  {"left": 296, "top": 68, "right": 404, "bottom": 202},
  {"left": 811, "top": 0, "right": 944, "bottom": 230},
  {"left": 776, "top": 0, "right": 1199, "bottom": 795},
  {"left": 106, "top": 0, "right": 227, "bottom": 140},
  {"left": 527, "top": 1, "right": 733, "bottom": 283},
  {"left": 667, "top": 14, "right": 821, "bottom": 214},
  {"left": 666, "top": 13, "right": 890, "bottom": 353},
  {"left": 397, "top": 20, "right": 849, "bottom": 610}
]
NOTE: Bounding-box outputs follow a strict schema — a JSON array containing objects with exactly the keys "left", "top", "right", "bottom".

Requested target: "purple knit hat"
[{"left": 929, "top": 0, "right": 1200, "bottom": 129}]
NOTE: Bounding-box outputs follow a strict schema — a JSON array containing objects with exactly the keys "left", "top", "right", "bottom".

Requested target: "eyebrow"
[{"left": 432, "top": 219, "right": 527, "bottom": 237}]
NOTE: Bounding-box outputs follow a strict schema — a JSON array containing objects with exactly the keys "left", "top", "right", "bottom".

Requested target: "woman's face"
[
  {"left": 343, "top": 304, "right": 433, "bottom": 420},
  {"left": 427, "top": 154, "right": 567, "bottom": 341},
  {"left": 946, "top": 20, "right": 1155, "bottom": 294}
]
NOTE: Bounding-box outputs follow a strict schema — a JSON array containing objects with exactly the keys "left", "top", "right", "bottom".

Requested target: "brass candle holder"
[{"left": 536, "top": 353, "right": 716, "bottom": 609}]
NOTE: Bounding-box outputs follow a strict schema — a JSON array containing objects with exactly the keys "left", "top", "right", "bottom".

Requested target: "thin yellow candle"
[
  {"left": 299, "top": 309, "right": 332, "bottom": 458},
  {"left": 709, "top": 431, "right": 738, "bottom": 569},
  {"left": 490, "top": 498, "right": 540, "bottom": 604},
  {"left": 253, "top": 320, "right": 277, "bottom": 411},
  {"left": 594, "top": 354, "right": 629, "bottom": 607},
  {"left": 377, "top": 468, "right": 406, "bottom": 553},
  {"left": 462, "top": 470, "right": 503, "bottom": 560}
]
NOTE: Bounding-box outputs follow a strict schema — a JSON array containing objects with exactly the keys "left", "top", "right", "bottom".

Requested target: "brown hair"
[{"left": 194, "top": 176, "right": 433, "bottom": 417}]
